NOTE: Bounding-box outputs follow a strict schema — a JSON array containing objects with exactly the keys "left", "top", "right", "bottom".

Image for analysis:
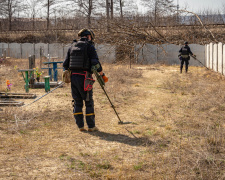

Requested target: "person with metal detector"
[
  {"left": 178, "top": 41, "right": 196, "bottom": 73},
  {"left": 63, "top": 29, "right": 108, "bottom": 132}
]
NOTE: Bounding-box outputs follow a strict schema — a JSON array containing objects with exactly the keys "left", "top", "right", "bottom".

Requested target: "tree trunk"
[
  {"left": 106, "top": 0, "right": 110, "bottom": 31},
  {"left": 87, "top": 0, "right": 92, "bottom": 28},
  {"left": 47, "top": 0, "right": 50, "bottom": 30},
  {"left": 8, "top": 0, "right": 12, "bottom": 31},
  {"left": 111, "top": 0, "right": 113, "bottom": 19},
  {"left": 119, "top": 0, "right": 123, "bottom": 18}
]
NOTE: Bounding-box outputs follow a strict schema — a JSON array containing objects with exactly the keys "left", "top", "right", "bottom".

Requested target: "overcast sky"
[
  {"left": 179, "top": 0, "right": 225, "bottom": 12},
  {"left": 137, "top": 0, "right": 225, "bottom": 14},
  {"left": 22, "top": 0, "right": 225, "bottom": 18}
]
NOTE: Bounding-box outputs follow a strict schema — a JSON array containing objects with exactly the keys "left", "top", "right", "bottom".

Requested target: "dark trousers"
[
  {"left": 71, "top": 74, "right": 95, "bottom": 128},
  {"left": 180, "top": 58, "right": 189, "bottom": 73}
]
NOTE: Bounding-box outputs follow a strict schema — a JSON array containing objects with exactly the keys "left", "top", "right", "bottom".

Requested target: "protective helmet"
[
  {"left": 184, "top": 41, "right": 188, "bottom": 45},
  {"left": 78, "top": 28, "right": 95, "bottom": 40}
]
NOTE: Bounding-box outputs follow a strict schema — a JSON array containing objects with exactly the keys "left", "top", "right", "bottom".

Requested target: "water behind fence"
[{"left": 0, "top": 42, "right": 205, "bottom": 66}]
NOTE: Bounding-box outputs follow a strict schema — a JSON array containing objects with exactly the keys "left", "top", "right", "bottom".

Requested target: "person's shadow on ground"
[{"left": 84, "top": 130, "right": 153, "bottom": 147}]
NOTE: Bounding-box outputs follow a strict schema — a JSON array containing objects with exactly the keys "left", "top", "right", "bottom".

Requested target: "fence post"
[
  {"left": 7, "top": 43, "right": 10, "bottom": 57},
  {"left": 29, "top": 55, "right": 35, "bottom": 86},
  {"left": 63, "top": 44, "right": 65, "bottom": 59},
  {"left": 156, "top": 44, "right": 158, "bottom": 62},
  {"left": 40, "top": 46, "right": 44, "bottom": 69},
  {"left": 20, "top": 43, "right": 22, "bottom": 59},
  {"left": 33, "top": 43, "right": 35, "bottom": 57},
  {"left": 3, "top": 49, "right": 6, "bottom": 59}
]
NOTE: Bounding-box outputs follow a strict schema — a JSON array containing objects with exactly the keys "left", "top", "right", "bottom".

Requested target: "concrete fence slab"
[
  {"left": 35, "top": 43, "right": 48, "bottom": 59},
  {"left": 206, "top": 44, "right": 210, "bottom": 68},
  {"left": 160, "top": 44, "right": 180, "bottom": 65},
  {"left": 136, "top": 44, "right": 157, "bottom": 64},
  {"left": 213, "top": 44, "right": 218, "bottom": 72},
  {"left": 1, "top": 43, "right": 9, "bottom": 57},
  {"left": 218, "top": 42, "right": 223, "bottom": 74},
  {"left": 0, "top": 42, "right": 205, "bottom": 67},
  {"left": 21, "top": 43, "right": 34, "bottom": 59},
  {"left": 189, "top": 44, "right": 205, "bottom": 66},
  {"left": 95, "top": 43, "right": 115, "bottom": 63},
  {"left": 209, "top": 43, "right": 213, "bottom": 69},
  {"left": 9, "top": 43, "right": 21, "bottom": 58},
  {"left": 223, "top": 45, "right": 225, "bottom": 75}
]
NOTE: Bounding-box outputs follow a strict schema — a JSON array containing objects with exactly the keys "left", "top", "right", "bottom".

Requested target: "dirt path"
[{"left": 1, "top": 60, "right": 225, "bottom": 179}]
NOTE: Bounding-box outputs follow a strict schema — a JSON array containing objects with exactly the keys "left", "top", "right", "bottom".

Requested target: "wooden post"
[
  {"left": 29, "top": 55, "right": 35, "bottom": 85},
  {"left": 29, "top": 55, "right": 35, "bottom": 69},
  {"left": 40, "top": 46, "right": 43, "bottom": 69},
  {"left": 3, "top": 49, "right": 6, "bottom": 59}
]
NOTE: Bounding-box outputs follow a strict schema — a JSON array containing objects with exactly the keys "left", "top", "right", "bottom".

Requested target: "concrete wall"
[
  {"left": 95, "top": 43, "right": 115, "bottom": 63},
  {"left": 209, "top": 43, "right": 213, "bottom": 69},
  {"left": 218, "top": 43, "right": 223, "bottom": 74},
  {"left": 213, "top": 44, "right": 218, "bottom": 72},
  {"left": 0, "top": 42, "right": 205, "bottom": 66},
  {"left": 206, "top": 44, "right": 210, "bottom": 68},
  {"left": 206, "top": 42, "right": 224, "bottom": 76},
  {"left": 223, "top": 45, "right": 225, "bottom": 75},
  {"left": 135, "top": 44, "right": 157, "bottom": 64},
  {"left": 136, "top": 43, "right": 205, "bottom": 66}
]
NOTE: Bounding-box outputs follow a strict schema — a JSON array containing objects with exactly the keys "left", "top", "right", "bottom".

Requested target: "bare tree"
[
  {"left": 40, "top": 0, "right": 61, "bottom": 30},
  {"left": 68, "top": 0, "right": 94, "bottom": 28},
  {"left": 25, "top": 0, "right": 43, "bottom": 30},
  {"left": 0, "top": 0, "right": 25, "bottom": 30},
  {"left": 110, "top": 0, "right": 113, "bottom": 19},
  {"left": 140, "top": 0, "right": 175, "bottom": 25},
  {"left": 119, "top": 0, "right": 123, "bottom": 18}
]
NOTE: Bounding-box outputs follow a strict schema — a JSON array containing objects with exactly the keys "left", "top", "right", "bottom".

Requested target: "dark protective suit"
[
  {"left": 63, "top": 38, "right": 102, "bottom": 128},
  {"left": 179, "top": 45, "right": 193, "bottom": 73}
]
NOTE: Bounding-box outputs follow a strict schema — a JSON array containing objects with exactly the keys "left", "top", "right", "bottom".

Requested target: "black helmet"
[
  {"left": 184, "top": 41, "right": 188, "bottom": 45},
  {"left": 78, "top": 28, "right": 95, "bottom": 40}
]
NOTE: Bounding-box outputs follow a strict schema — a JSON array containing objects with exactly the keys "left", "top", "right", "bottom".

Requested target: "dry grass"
[{"left": 0, "top": 59, "right": 225, "bottom": 179}]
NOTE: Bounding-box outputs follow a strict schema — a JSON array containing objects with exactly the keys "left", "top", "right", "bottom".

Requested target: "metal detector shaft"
[
  {"left": 99, "top": 82, "right": 123, "bottom": 124},
  {"left": 191, "top": 55, "right": 209, "bottom": 70},
  {"left": 92, "top": 68, "right": 125, "bottom": 124}
]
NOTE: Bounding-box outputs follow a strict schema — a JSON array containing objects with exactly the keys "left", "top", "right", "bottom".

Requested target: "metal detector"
[
  {"left": 92, "top": 64, "right": 132, "bottom": 125},
  {"left": 191, "top": 55, "right": 209, "bottom": 70}
]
